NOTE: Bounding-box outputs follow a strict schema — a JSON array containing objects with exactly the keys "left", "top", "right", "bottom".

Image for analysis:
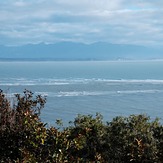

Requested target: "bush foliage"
[{"left": 0, "top": 89, "right": 163, "bottom": 162}]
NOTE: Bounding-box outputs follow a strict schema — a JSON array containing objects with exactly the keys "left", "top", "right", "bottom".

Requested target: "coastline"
[{"left": 1, "top": 58, "right": 163, "bottom": 62}]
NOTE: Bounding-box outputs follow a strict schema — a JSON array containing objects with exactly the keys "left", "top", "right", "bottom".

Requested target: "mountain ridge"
[{"left": 0, "top": 42, "right": 162, "bottom": 60}]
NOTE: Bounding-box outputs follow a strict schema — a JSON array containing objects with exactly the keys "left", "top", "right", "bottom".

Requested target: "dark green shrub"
[
  {"left": 153, "top": 123, "right": 163, "bottom": 162},
  {"left": 0, "top": 90, "right": 47, "bottom": 162},
  {"left": 103, "top": 114, "right": 160, "bottom": 162},
  {"left": 67, "top": 113, "right": 105, "bottom": 162}
]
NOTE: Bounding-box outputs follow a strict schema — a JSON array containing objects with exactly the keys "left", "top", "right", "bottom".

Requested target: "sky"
[{"left": 0, "top": 0, "right": 163, "bottom": 47}]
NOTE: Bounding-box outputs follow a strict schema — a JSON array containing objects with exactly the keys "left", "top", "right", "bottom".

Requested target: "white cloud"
[{"left": 0, "top": 0, "right": 163, "bottom": 46}]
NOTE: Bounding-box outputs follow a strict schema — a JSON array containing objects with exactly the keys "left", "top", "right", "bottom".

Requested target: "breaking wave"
[
  {"left": 1, "top": 78, "right": 163, "bottom": 86},
  {"left": 34, "top": 89, "right": 163, "bottom": 98}
]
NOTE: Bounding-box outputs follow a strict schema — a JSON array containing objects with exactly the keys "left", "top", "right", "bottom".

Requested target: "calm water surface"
[{"left": 0, "top": 60, "right": 163, "bottom": 125}]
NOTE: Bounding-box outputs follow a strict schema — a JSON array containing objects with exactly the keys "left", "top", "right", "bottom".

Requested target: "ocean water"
[{"left": 0, "top": 60, "right": 163, "bottom": 126}]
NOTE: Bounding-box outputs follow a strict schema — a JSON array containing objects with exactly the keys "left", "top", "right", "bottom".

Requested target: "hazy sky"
[{"left": 0, "top": 0, "right": 163, "bottom": 46}]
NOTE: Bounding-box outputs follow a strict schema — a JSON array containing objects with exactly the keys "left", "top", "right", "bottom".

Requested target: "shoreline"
[{"left": 1, "top": 58, "right": 163, "bottom": 62}]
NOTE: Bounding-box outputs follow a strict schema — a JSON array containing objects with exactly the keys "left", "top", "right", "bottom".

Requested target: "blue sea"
[{"left": 0, "top": 60, "right": 163, "bottom": 126}]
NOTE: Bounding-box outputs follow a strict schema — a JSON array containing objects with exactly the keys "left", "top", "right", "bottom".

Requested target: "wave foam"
[
  {"left": 57, "top": 91, "right": 105, "bottom": 97},
  {"left": 1, "top": 78, "right": 163, "bottom": 86},
  {"left": 35, "top": 89, "right": 163, "bottom": 98},
  {"left": 116, "top": 89, "right": 162, "bottom": 94}
]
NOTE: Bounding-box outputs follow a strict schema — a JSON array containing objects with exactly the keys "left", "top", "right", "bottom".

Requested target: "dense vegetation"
[{"left": 1, "top": 90, "right": 163, "bottom": 162}]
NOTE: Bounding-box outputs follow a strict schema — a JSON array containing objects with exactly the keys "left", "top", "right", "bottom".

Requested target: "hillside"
[{"left": 0, "top": 42, "right": 162, "bottom": 60}]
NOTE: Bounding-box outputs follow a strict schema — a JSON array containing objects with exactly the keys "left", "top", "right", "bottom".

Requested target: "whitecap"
[{"left": 116, "top": 89, "right": 162, "bottom": 94}]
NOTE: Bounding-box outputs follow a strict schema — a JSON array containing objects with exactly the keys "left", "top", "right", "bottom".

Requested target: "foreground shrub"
[
  {"left": 103, "top": 115, "right": 160, "bottom": 162},
  {"left": 0, "top": 89, "right": 163, "bottom": 162},
  {"left": 0, "top": 90, "right": 47, "bottom": 162},
  {"left": 66, "top": 113, "right": 105, "bottom": 162}
]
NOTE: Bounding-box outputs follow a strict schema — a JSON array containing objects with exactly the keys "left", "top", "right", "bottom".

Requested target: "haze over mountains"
[{"left": 0, "top": 42, "right": 163, "bottom": 61}]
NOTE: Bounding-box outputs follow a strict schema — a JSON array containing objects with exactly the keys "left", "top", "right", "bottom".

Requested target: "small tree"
[
  {"left": 103, "top": 114, "right": 160, "bottom": 162},
  {"left": 66, "top": 113, "right": 105, "bottom": 162},
  {"left": 0, "top": 89, "right": 47, "bottom": 162}
]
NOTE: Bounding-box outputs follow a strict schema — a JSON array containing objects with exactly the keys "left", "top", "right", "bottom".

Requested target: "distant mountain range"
[{"left": 0, "top": 42, "right": 163, "bottom": 60}]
